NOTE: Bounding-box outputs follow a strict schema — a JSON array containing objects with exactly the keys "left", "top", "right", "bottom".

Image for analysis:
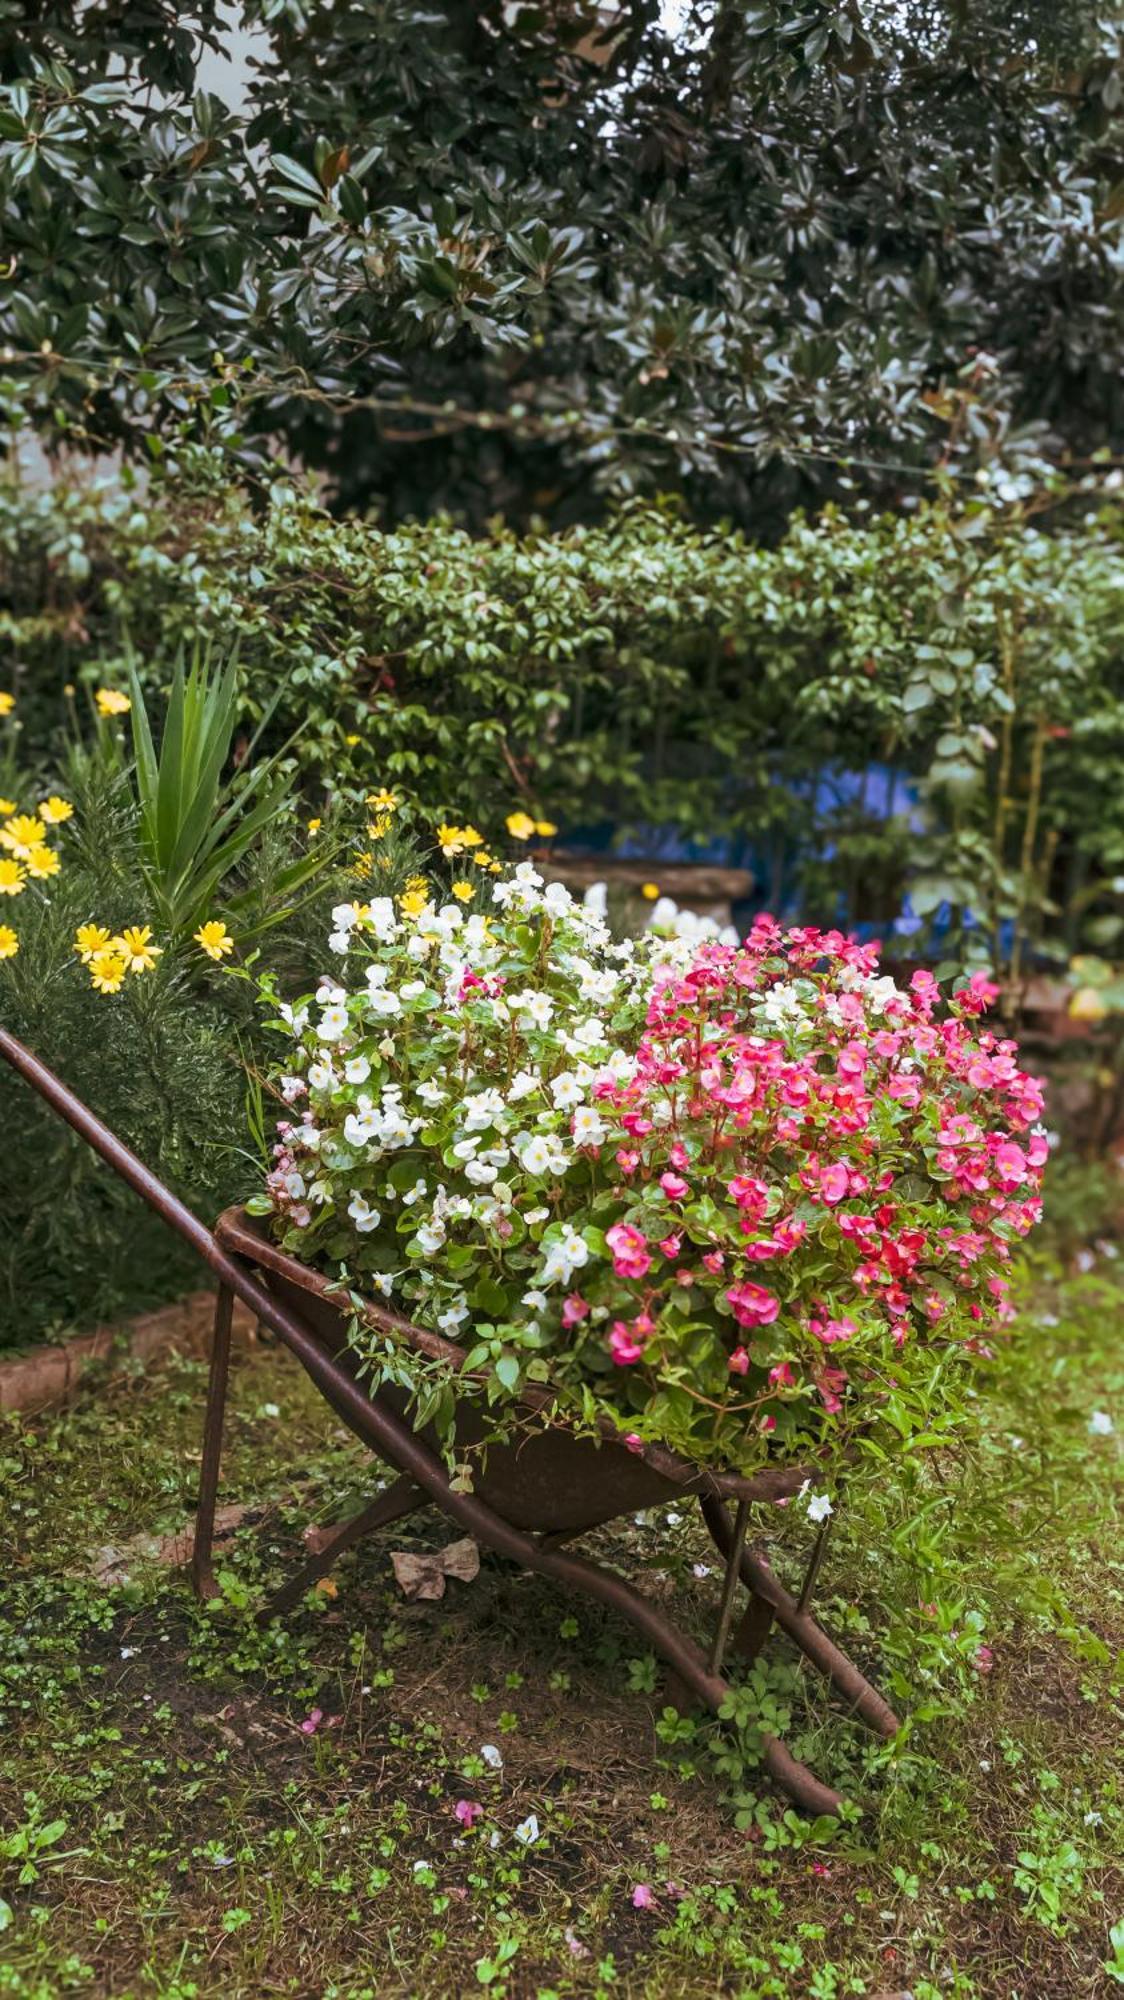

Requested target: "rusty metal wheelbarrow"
[{"left": 1, "top": 1028, "right": 900, "bottom": 1815}]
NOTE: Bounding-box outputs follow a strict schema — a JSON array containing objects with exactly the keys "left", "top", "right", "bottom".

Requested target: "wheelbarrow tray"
[{"left": 215, "top": 1206, "right": 811, "bottom": 1534}]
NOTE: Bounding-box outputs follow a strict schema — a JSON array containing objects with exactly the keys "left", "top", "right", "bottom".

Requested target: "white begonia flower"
[
  {"left": 371, "top": 1272, "right": 394, "bottom": 1298},
  {"left": 278, "top": 1001, "right": 309, "bottom": 1035},
  {"left": 399, "top": 979, "right": 427, "bottom": 1000},
  {"left": 415, "top": 1220, "right": 447, "bottom": 1256},
  {"left": 573, "top": 1017, "right": 608, "bottom": 1048},
  {"left": 328, "top": 929, "right": 351, "bottom": 955},
  {"left": 402, "top": 1178, "right": 428, "bottom": 1207},
  {"left": 280, "top": 1074, "right": 304, "bottom": 1102},
  {"left": 1089, "top": 1410, "right": 1114, "bottom": 1436},
  {"left": 508, "top": 1069, "right": 540, "bottom": 1101},
  {"left": 805, "top": 1492, "right": 833, "bottom": 1524},
  {"left": 463, "top": 1087, "right": 508, "bottom": 1132},
  {"left": 514, "top": 1814, "right": 540, "bottom": 1845},
  {"left": 522, "top": 1289, "right": 548, "bottom": 1313},
  {"left": 417, "top": 1078, "right": 446, "bottom": 1106},
  {"left": 543, "top": 881, "right": 572, "bottom": 916},
  {"left": 453, "top": 1136, "right": 480, "bottom": 1160},
  {"left": 344, "top": 1055, "right": 371, "bottom": 1085},
  {"left": 344, "top": 1100, "right": 379, "bottom": 1148},
  {"left": 407, "top": 932, "right": 434, "bottom": 961},
  {"left": 480, "top": 1743, "right": 503, "bottom": 1769},
  {"left": 572, "top": 1105, "right": 605, "bottom": 1145},
  {"left": 524, "top": 1206, "right": 550, "bottom": 1226},
  {"left": 366, "top": 897, "right": 398, "bottom": 940},
  {"left": 316, "top": 979, "right": 347, "bottom": 1004},
  {"left": 365, "top": 961, "right": 389, "bottom": 987},
  {"left": 514, "top": 990, "right": 554, "bottom": 1029},
  {"left": 437, "top": 1298, "right": 471, "bottom": 1333},
  {"left": 541, "top": 1228, "right": 589, "bottom": 1286},
  {"left": 317, "top": 1002, "right": 350, "bottom": 1043},
  {"left": 582, "top": 881, "right": 609, "bottom": 918},
  {"left": 519, "top": 1135, "right": 554, "bottom": 1177},
  {"left": 367, "top": 986, "right": 402, "bottom": 1016},
  {"left": 308, "top": 1059, "right": 335, "bottom": 1091},
  {"left": 465, "top": 1158, "right": 499, "bottom": 1185},
  {"left": 478, "top": 1145, "right": 511, "bottom": 1167},
  {"left": 347, "top": 1192, "right": 381, "bottom": 1233},
  {"left": 550, "top": 1071, "right": 583, "bottom": 1109},
  {"left": 331, "top": 902, "right": 360, "bottom": 930}
]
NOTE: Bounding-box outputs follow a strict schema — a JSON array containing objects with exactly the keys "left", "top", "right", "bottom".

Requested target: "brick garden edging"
[{"left": 0, "top": 1290, "right": 258, "bottom": 1416}]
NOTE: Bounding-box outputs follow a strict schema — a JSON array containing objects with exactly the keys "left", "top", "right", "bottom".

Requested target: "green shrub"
[{"left": 3, "top": 468, "right": 1123, "bottom": 973}]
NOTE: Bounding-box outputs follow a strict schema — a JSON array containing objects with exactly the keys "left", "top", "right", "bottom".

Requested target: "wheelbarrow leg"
[
  {"left": 192, "top": 1282, "right": 234, "bottom": 1603},
  {"left": 701, "top": 1495, "right": 900, "bottom": 1739},
  {"left": 258, "top": 1474, "right": 425, "bottom": 1621}
]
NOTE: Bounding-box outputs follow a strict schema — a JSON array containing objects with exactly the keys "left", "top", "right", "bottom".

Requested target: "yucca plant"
[{"left": 126, "top": 646, "right": 330, "bottom": 940}]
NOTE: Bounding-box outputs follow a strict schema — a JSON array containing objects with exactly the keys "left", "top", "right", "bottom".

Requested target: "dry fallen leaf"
[
  {"left": 90, "top": 1505, "right": 249, "bottom": 1584},
  {"left": 390, "top": 1537, "right": 480, "bottom": 1601}
]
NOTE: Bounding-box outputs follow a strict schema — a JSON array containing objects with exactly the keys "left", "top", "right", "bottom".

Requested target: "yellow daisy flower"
[
  {"left": 344, "top": 732, "right": 360, "bottom": 746},
  {"left": 75, "top": 923, "right": 112, "bottom": 962},
  {"left": 115, "top": 925, "right": 162, "bottom": 974},
  {"left": 0, "top": 799, "right": 15, "bottom": 817},
  {"left": 459, "top": 825, "right": 484, "bottom": 849},
  {"left": 0, "top": 859, "right": 25, "bottom": 896},
  {"left": 451, "top": 881, "right": 474, "bottom": 902},
  {"left": 353, "top": 851, "right": 374, "bottom": 877},
  {"left": 38, "top": 796, "right": 73, "bottom": 825},
  {"left": 534, "top": 819, "right": 558, "bottom": 838},
  {"left": 95, "top": 688, "right": 131, "bottom": 717},
  {"left": 641, "top": 882, "right": 661, "bottom": 900},
  {"left": 89, "top": 946, "right": 127, "bottom": 994},
  {"left": 0, "top": 693, "right": 14, "bottom": 718},
  {"left": 471, "top": 849, "right": 494, "bottom": 868},
  {"left": 437, "top": 823, "right": 468, "bottom": 857},
  {"left": 307, "top": 817, "right": 322, "bottom": 835},
  {"left": 194, "top": 920, "right": 234, "bottom": 961},
  {"left": 399, "top": 887, "right": 429, "bottom": 918},
  {"left": 0, "top": 923, "right": 17, "bottom": 959},
  {"left": 367, "top": 788, "right": 397, "bottom": 814},
  {"left": 367, "top": 815, "right": 392, "bottom": 841},
  {"left": 24, "top": 844, "right": 61, "bottom": 881},
  {"left": 0, "top": 814, "right": 46, "bottom": 859},
  {"left": 505, "top": 810, "right": 536, "bottom": 841}
]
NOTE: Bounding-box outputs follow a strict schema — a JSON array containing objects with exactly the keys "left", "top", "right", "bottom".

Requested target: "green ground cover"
[{"left": 1, "top": 1256, "right": 1122, "bottom": 1999}]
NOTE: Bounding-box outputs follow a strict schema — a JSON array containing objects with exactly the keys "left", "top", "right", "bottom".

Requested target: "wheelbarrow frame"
[{"left": 1, "top": 1027, "right": 900, "bottom": 1816}]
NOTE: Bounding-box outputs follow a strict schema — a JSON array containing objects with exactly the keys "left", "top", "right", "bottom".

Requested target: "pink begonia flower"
[
  {"left": 623, "top": 1432, "right": 644, "bottom": 1455},
  {"left": 609, "top": 1319, "right": 646, "bottom": 1364},
  {"left": 811, "top": 1860, "right": 832, "bottom": 1877},
  {"left": 701, "top": 1249, "right": 725, "bottom": 1274},
  {"left": 974, "top": 1645, "right": 994, "bottom": 1675},
  {"left": 615, "top": 1147, "right": 640, "bottom": 1175},
  {"left": 605, "top": 1221, "right": 652, "bottom": 1279},
  {"left": 660, "top": 1171, "right": 689, "bottom": 1202},
  {"left": 838, "top": 1042, "right": 867, "bottom": 1078},
  {"left": 759, "top": 1414, "right": 776, "bottom": 1433},
  {"left": 561, "top": 1292, "right": 590, "bottom": 1327},
  {"left": 815, "top": 1316, "right": 857, "bottom": 1345},
  {"left": 299, "top": 1708, "right": 323, "bottom": 1736},
  {"left": 768, "top": 1361, "right": 795, "bottom": 1388},
  {"left": 993, "top": 1141, "right": 1028, "bottom": 1185},
  {"left": 819, "top": 1163, "right": 849, "bottom": 1204},
  {"left": 728, "top": 1346, "right": 750, "bottom": 1374},
  {"left": 668, "top": 1140, "right": 689, "bottom": 1169},
  {"left": 726, "top": 1281, "right": 779, "bottom": 1327},
  {"left": 454, "top": 1800, "right": 484, "bottom": 1827},
  {"left": 658, "top": 1232, "right": 682, "bottom": 1259},
  {"left": 632, "top": 1884, "right": 657, "bottom": 1910}
]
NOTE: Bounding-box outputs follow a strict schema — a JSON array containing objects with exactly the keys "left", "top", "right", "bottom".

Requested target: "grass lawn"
[{"left": 1, "top": 1259, "right": 1122, "bottom": 1999}]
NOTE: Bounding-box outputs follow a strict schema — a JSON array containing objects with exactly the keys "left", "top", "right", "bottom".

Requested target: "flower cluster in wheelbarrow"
[{"left": 254, "top": 862, "right": 1046, "bottom": 1477}]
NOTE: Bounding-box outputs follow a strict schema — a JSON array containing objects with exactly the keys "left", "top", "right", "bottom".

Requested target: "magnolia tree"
[{"left": 257, "top": 865, "right": 1045, "bottom": 1477}]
